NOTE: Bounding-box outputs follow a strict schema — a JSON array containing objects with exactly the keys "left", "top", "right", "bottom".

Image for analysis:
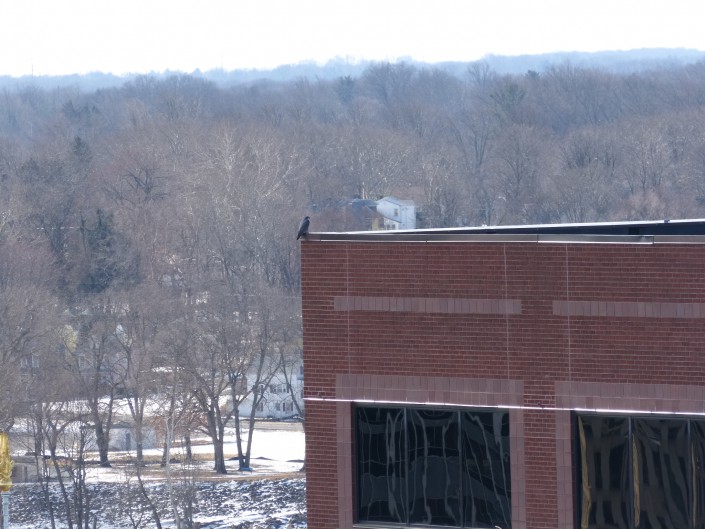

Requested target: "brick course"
[{"left": 301, "top": 240, "right": 705, "bottom": 529}]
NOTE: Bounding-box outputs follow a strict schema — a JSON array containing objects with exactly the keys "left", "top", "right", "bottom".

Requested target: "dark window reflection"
[
  {"left": 462, "top": 411, "right": 511, "bottom": 529},
  {"left": 578, "top": 416, "right": 631, "bottom": 529},
  {"left": 692, "top": 422, "right": 705, "bottom": 529},
  {"left": 356, "top": 406, "right": 511, "bottom": 528},
  {"left": 576, "top": 415, "right": 705, "bottom": 529},
  {"left": 356, "top": 407, "right": 407, "bottom": 523},
  {"left": 408, "top": 409, "right": 461, "bottom": 525},
  {"left": 633, "top": 418, "right": 688, "bottom": 529}
]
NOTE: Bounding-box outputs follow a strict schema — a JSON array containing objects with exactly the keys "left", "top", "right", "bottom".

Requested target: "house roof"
[
  {"left": 308, "top": 199, "right": 384, "bottom": 232},
  {"left": 377, "top": 196, "right": 415, "bottom": 207}
]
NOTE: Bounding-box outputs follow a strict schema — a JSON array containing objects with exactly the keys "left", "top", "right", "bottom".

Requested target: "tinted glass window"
[
  {"left": 356, "top": 406, "right": 511, "bottom": 528},
  {"left": 356, "top": 407, "right": 407, "bottom": 523},
  {"left": 577, "top": 415, "right": 631, "bottom": 529},
  {"left": 692, "top": 422, "right": 705, "bottom": 529},
  {"left": 633, "top": 418, "right": 689, "bottom": 529},
  {"left": 408, "top": 408, "right": 461, "bottom": 525},
  {"left": 462, "top": 410, "right": 511, "bottom": 529},
  {"left": 576, "top": 415, "right": 705, "bottom": 529}
]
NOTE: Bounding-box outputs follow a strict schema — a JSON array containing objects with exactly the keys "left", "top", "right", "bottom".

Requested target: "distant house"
[
  {"left": 109, "top": 421, "right": 157, "bottom": 451},
  {"left": 309, "top": 197, "right": 417, "bottom": 233},
  {"left": 228, "top": 351, "right": 304, "bottom": 420},
  {"left": 311, "top": 199, "right": 382, "bottom": 232},
  {"left": 252, "top": 367, "right": 304, "bottom": 419},
  {"left": 375, "top": 196, "right": 416, "bottom": 230},
  {"left": 11, "top": 455, "right": 40, "bottom": 483}
]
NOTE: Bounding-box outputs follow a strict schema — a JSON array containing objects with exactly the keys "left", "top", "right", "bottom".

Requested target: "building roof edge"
[{"left": 302, "top": 218, "right": 705, "bottom": 242}]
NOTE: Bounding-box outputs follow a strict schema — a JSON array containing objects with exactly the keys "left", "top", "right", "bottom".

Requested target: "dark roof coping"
[{"left": 303, "top": 218, "right": 705, "bottom": 243}]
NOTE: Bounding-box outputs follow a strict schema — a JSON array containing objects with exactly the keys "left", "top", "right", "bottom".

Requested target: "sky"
[{"left": 1, "top": 0, "right": 704, "bottom": 77}]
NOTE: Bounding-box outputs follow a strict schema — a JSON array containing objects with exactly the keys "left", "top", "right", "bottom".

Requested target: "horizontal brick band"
[
  {"left": 334, "top": 295, "right": 521, "bottom": 314},
  {"left": 556, "top": 380, "right": 705, "bottom": 414},
  {"left": 336, "top": 373, "right": 524, "bottom": 407},
  {"left": 553, "top": 300, "right": 705, "bottom": 318}
]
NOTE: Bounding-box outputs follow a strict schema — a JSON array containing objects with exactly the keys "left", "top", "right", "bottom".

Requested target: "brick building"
[{"left": 300, "top": 219, "right": 705, "bottom": 529}]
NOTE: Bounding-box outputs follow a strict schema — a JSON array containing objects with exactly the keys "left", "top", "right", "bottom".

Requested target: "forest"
[{"left": 3, "top": 56, "right": 705, "bottom": 524}]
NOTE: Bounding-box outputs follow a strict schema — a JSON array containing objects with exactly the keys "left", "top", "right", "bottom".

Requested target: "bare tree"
[
  {"left": 0, "top": 234, "right": 61, "bottom": 429},
  {"left": 185, "top": 319, "right": 234, "bottom": 475},
  {"left": 31, "top": 398, "right": 95, "bottom": 529},
  {"left": 62, "top": 299, "right": 123, "bottom": 468},
  {"left": 542, "top": 126, "right": 621, "bottom": 222},
  {"left": 111, "top": 285, "right": 171, "bottom": 465},
  {"left": 492, "top": 124, "right": 548, "bottom": 224},
  {"left": 620, "top": 118, "right": 679, "bottom": 194}
]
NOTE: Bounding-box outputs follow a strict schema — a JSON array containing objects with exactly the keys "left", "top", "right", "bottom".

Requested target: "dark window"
[
  {"left": 576, "top": 415, "right": 705, "bottom": 529},
  {"left": 408, "top": 408, "right": 461, "bottom": 525},
  {"left": 356, "top": 405, "right": 511, "bottom": 528}
]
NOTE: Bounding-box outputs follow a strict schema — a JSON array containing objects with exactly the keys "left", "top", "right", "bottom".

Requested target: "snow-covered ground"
[{"left": 7, "top": 422, "right": 307, "bottom": 529}]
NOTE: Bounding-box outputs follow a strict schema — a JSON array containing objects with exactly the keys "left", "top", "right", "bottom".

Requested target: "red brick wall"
[{"left": 301, "top": 240, "right": 705, "bottom": 529}]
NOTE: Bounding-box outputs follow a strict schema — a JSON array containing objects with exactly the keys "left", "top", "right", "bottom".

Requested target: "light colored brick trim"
[
  {"left": 334, "top": 295, "right": 522, "bottom": 315},
  {"left": 554, "top": 300, "right": 705, "bottom": 318},
  {"left": 555, "top": 380, "right": 705, "bottom": 414}
]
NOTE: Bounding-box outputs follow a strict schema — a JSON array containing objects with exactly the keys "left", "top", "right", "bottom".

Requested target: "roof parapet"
[{"left": 303, "top": 218, "right": 705, "bottom": 244}]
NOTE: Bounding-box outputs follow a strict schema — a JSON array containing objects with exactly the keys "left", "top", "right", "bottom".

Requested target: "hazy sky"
[{"left": 1, "top": 0, "right": 703, "bottom": 77}]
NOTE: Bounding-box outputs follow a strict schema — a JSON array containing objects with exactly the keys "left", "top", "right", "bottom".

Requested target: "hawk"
[{"left": 296, "top": 216, "right": 310, "bottom": 240}]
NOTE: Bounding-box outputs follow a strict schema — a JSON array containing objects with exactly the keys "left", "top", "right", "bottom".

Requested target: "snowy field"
[{"left": 8, "top": 423, "right": 307, "bottom": 529}]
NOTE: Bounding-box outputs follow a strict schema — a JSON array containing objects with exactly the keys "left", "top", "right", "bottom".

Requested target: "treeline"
[
  {"left": 2, "top": 58, "right": 705, "bottom": 517},
  {"left": 5, "top": 60, "right": 705, "bottom": 228}
]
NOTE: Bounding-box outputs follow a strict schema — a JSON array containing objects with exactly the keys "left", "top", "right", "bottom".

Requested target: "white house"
[
  {"left": 230, "top": 351, "right": 304, "bottom": 420},
  {"left": 253, "top": 366, "right": 304, "bottom": 419},
  {"left": 375, "top": 196, "right": 416, "bottom": 230},
  {"left": 109, "top": 421, "right": 157, "bottom": 451}
]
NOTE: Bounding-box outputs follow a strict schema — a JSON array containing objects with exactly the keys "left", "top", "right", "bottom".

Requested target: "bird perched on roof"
[{"left": 296, "top": 216, "right": 310, "bottom": 240}]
